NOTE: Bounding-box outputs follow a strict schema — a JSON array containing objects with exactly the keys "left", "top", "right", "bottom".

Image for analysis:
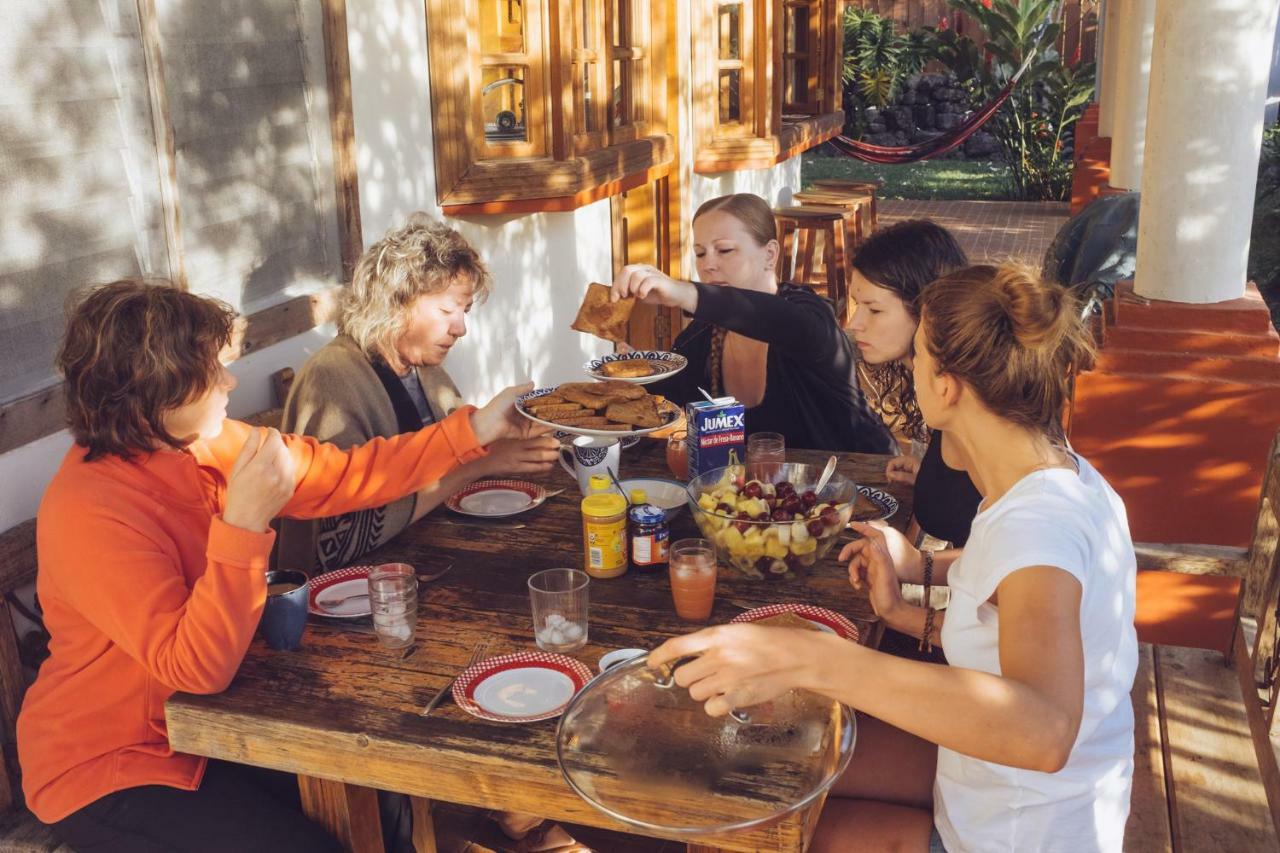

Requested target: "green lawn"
[{"left": 801, "top": 153, "right": 1012, "bottom": 201}]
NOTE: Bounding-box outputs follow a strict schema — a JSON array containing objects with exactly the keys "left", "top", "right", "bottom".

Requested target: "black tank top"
[{"left": 912, "top": 431, "right": 983, "bottom": 547}]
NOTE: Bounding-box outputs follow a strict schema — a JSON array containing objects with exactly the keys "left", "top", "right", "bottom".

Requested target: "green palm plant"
[
  {"left": 842, "top": 7, "right": 928, "bottom": 109},
  {"left": 938, "top": 0, "right": 1095, "bottom": 200}
]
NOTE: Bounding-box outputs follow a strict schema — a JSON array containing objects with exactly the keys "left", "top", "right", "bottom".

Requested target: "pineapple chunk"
[
  {"left": 697, "top": 494, "right": 718, "bottom": 512},
  {"left": 720, "top": 526, "right": 746, "bottom": 554},
  {"left": 764, "top": 538, "right": 789, "bottom": 560},
  {"left": 743, "top": 526, "right": 764, "bottom": 547},
  {"left": 791, "top": 537, "right": 818, "bottom": 556}
]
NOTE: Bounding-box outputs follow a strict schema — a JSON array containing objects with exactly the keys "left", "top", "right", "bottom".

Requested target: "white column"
[
  {"left": 1107, "top": 0, "right": 1156, "bottom": 190},
  {"left": 1096, "top": 0, "right": 1123, "bottom": 137},
  {"left": 1134, "top": 0, "right": 1280, "bottom": 304}
]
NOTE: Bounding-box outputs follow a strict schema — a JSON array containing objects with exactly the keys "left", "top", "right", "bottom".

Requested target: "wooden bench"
[
  {"left": 1125, "top": 429, "right": 1280, "bottom": 850},
  {"left": 0, "top": 519, "right": 71, "bottom": 852}
]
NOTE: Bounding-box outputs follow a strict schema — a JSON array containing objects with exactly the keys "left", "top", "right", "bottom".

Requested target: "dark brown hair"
[
  {"left": 58, "top": 279, "right": 237, "bottom": 460},
  {"left": 851, "top": 219, "right": 969, "bottom": 319},
  {"left": 693, "top": 193, "right": 778, "bottom": 246},
  {"left": 918, "top": 263, "right": 1096, "bottom": 440}
]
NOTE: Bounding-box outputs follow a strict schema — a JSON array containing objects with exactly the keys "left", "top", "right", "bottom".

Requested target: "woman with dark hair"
[
  {"left": 17, "top": 280, "right": 543, "bottom": 852},
  {"left": 653, "top": 264, "right": 1137, "bottom": 852},
  {"left": 847, "top": 220, "right": 982, "bottom": 546},
  {"left": 611, "top": 193, "right": 892, "bottom": 454}
]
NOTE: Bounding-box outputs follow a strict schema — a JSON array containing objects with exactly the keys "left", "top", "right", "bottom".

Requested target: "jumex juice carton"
[{"left": 685, "top": 396, "right": 746, "bottom": 478}]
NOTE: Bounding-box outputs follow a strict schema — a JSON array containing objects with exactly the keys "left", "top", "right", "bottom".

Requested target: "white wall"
[{"left": 0, "top": 329, "right": 335, "bottom": 531}]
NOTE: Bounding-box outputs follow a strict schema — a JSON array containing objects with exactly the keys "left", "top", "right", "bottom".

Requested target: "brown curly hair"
[{"left": 58, "top": 279, "right": 237, "bottom": 460}]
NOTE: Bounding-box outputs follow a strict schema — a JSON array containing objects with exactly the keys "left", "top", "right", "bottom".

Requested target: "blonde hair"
[
  {"left": 919, "top": 263, "right": 1096, "bottom": 440},
  {"left": 340, "top": 213, "right": 491, "bottom": 360}
]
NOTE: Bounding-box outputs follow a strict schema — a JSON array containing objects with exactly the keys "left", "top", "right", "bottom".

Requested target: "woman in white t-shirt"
[{"left": 650, "top": 263, "right": 1138, "bottom": 852}]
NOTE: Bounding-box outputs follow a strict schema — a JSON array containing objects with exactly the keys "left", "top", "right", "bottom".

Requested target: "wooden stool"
[
  {"left": 773, "top": 205, "right": 852, "bottom": 325},
  {"left": 793, "top": 190, "right": 873, "bottom": 250},
  {"left": 809, "top": 179, "right": 880, "bottom": 233}
]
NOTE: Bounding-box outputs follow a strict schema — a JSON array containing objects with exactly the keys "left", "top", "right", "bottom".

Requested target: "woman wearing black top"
[
  {"left": 847, "top": 220, "right": 982, "bottom": 546},
  {"left": 611, "top": 193, "right": 892, "bottom": 455}
]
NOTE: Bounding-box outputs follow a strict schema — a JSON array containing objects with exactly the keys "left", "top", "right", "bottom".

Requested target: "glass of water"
[
  {"left": 368, "top": 563, "right": 418, "bottom": 650},
  {"left": 528, "top": 568, "right": 590, "bottom": 652}
]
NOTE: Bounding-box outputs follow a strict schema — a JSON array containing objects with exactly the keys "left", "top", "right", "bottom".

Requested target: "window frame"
[
  {"left": 693, "top": 0, "right": 846, "bottom": 174},
  {"left": 427, "top": 0, "right": 673, "bottom": 213}
]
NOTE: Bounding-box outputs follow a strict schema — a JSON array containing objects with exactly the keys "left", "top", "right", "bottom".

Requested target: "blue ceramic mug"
[{"left": 261, "top": 570, "right": 309, "bottom": 651}]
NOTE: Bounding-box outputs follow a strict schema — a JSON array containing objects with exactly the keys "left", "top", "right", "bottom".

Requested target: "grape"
[
  {"left": 743, "top": 481, "right": 763, "bottom": 499},
  {"left": 801, "top": 490, "right": 818, "bottom": 507},
  {"left": 820, "top": 507, "right": 839, "bottom": 527},
  {"left": 716, "top": 502, "right": 734, "bottom": 515},
  {"left": 782, "top": 495, "right": 802, "bottom": 514},
  {"left": 771, "top": 508, "right": 792, "bottom": 521},
  {"left": 806, "top": 519, "right": 825, "bottom": 537}
]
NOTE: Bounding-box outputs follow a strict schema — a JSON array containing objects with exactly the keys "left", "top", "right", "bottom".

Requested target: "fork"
[{"left": 420, "top": 639, "right": 491, "bottom": 716}]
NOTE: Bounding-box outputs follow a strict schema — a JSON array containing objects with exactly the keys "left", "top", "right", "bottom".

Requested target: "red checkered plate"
[
  {"left": 444, "top": 479, "right": 546, "bottom": 517},
  {"left": 308, "top": 566, "right": 371, "bottom": 619},
  {"left": 452, "top": 651, "right": 594, "bottom": 723},
  {"left": 730, "top": 604, "right": 860, "bottom": 643}
]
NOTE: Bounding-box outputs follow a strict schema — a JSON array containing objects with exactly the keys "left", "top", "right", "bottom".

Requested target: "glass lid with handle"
[{"left": 554, "top": 654, "right": 856, "bottom": 836}]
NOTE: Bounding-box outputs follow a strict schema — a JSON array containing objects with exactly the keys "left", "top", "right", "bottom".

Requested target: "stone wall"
[{"left": 851, "top": 72, "right": 1002, "bottom": 160}]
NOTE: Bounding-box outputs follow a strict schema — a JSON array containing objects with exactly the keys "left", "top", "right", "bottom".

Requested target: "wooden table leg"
[
  {"left": 298, "top": 775, "right": 385, "bottom": 853},
  {"left": 410, "top": 796, "right": 438, "bottom": 853}
]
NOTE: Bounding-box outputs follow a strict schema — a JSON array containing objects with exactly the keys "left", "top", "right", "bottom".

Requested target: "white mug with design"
[{"left": 559, "top": 435, "right": 621, "bottom": 495}]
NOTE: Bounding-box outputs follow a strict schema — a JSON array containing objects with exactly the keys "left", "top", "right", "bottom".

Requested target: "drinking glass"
[
  {"left": 746, "top": 432, "right": 785, "bottom": 480},
  {"left": 529, "top": 568, "right": 590, "bottom": 652},
  {"left": 368, "top": 563, "right": 418, "bottom": 650},
  {"left": 666, "top": 430, "right": 689, "bottom": 480},
  {"left": 669, "top": 539, "right": 718, "bottom": 622}
]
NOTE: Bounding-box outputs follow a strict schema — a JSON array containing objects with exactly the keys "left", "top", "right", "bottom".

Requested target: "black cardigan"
[{"left": 648, "top": 283, "right": 893, "bottom": 454}]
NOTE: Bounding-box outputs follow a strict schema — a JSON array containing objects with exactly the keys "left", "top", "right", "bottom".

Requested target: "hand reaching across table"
[
  {"left": 611, "top": 263, "right": 698, "bottom": 314},
  {"left": 470, "top": 382, "right": 555, "bottom": 444},
  {"left": 223, "top": 427, "right": 297, "bottom": 533},
  {"left": 647, "top": 623, "right": 829, "bottom": 718}
]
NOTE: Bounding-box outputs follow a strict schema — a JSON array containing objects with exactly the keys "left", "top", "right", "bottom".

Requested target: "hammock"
[{"left": 830, "top": 31, "right": 1044, "bottom": 165}]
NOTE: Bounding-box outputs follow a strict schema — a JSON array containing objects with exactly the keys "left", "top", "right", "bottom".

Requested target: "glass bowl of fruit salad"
[{"left": 685, "top": 463, "right": 857, "bottom": 580}]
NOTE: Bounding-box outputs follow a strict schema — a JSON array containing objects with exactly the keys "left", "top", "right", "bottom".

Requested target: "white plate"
[
  {"left": 618, "top": 477, "right": 687, "bottom": 517},
  {"left": 517, "top": 386, "right": 681, "bottom": 440},
  {"left": 583, "top": 351, "right": 688, "bottom": 385},
  {"left": 444, "top": 479, "right": 546, "bottom": 518},
  {"left": 471, "top": 667, "right": 577, "bottom": 717},
  {"left": 308, "top": 566, "right": 373, "bottom": 618}
]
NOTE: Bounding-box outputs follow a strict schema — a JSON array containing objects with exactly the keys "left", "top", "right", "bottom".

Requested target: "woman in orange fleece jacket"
[{"left": 17, "top": 280, "right": 553, "bottom": 852}]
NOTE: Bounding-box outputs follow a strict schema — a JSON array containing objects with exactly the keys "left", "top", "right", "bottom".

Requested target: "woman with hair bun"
[
  {"left": 652, "top": 263, "right": 1137, "bottom": 852},
  {"left": 610, "top": 193, "right": 892, "bottom": 454}
]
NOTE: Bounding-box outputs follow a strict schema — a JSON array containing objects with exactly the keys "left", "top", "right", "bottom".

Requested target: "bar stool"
[
  {"left": 774, "top": 205, "right": 852, "bottom": 325},
  {"left": 793, "top": 190, "right": 873, "bottom": 250},
  {"left": 809, "top": 179, "right": 880, "bottom": 233}
]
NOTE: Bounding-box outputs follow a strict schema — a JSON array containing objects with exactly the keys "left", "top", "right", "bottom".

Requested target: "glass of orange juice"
[
  {"left": 666, "top": 430, "right": 688, "bottom": 481},
  {"left": 669, "top": 538, "right": 717, "bottom": 621}
]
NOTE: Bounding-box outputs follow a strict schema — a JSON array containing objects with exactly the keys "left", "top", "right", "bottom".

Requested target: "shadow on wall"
[{"left": 0, "top": 0, "right": 341, "bottom": 403}]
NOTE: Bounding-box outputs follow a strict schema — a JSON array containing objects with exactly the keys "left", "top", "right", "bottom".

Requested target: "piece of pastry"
[
  {"left": 601, "top": 360, "right": 655, "bottom": 378},
  {"left": 571, "top": 283, "right": 634, "bottom": 344},
  {"left": 756, "top": 612, "right": 824, "bottom": 632},
  {"left": 605, "top": 396, "right": 664, "bottom": 429}
]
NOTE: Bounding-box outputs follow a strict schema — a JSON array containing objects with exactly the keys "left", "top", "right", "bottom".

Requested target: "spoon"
[
  {"left": 606, "top": 469, "right": 633, "bottom": 507},
  {"left": 815, "top": 454, "right": 839, "bottom": 495}
]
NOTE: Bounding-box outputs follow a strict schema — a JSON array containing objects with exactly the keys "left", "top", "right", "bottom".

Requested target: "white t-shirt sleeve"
[{"left": 969, "top": 504, "right": 1091, "bottom": 603}]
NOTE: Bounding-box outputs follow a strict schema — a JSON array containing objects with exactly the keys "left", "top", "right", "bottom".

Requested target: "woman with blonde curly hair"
[{"left": 279, "top": 213, "right": 559, "bottom": 574}]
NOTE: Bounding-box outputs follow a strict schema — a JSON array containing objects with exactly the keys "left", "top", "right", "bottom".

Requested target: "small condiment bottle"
[
  {"left": 627, "top": 489, "right": 669, "bottom": 571},
  {"left": 581, "top": 491, "right": 628, "bottom": 579}
]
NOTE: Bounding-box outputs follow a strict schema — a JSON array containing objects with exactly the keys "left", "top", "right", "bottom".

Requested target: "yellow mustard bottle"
[{"left": 581, "top": 491, "right": 628, "bottom": 578}]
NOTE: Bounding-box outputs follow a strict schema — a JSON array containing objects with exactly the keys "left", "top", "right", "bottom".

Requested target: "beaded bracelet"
[{"left": 919, "top": 549, "right": 935, "bottom": 653}]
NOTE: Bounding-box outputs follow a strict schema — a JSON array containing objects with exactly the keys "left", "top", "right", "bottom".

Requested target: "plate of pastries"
[
  {"left": 517, "top": 382, "right": 681, "bottom": 438},
  {"left": 582, "top": 351, "right": 687, "bottom": 385}
]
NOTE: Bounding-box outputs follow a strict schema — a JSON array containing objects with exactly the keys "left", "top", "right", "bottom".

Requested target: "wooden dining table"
[{"left": 165, "top": 442, "right": 914, "bottom": 852}]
